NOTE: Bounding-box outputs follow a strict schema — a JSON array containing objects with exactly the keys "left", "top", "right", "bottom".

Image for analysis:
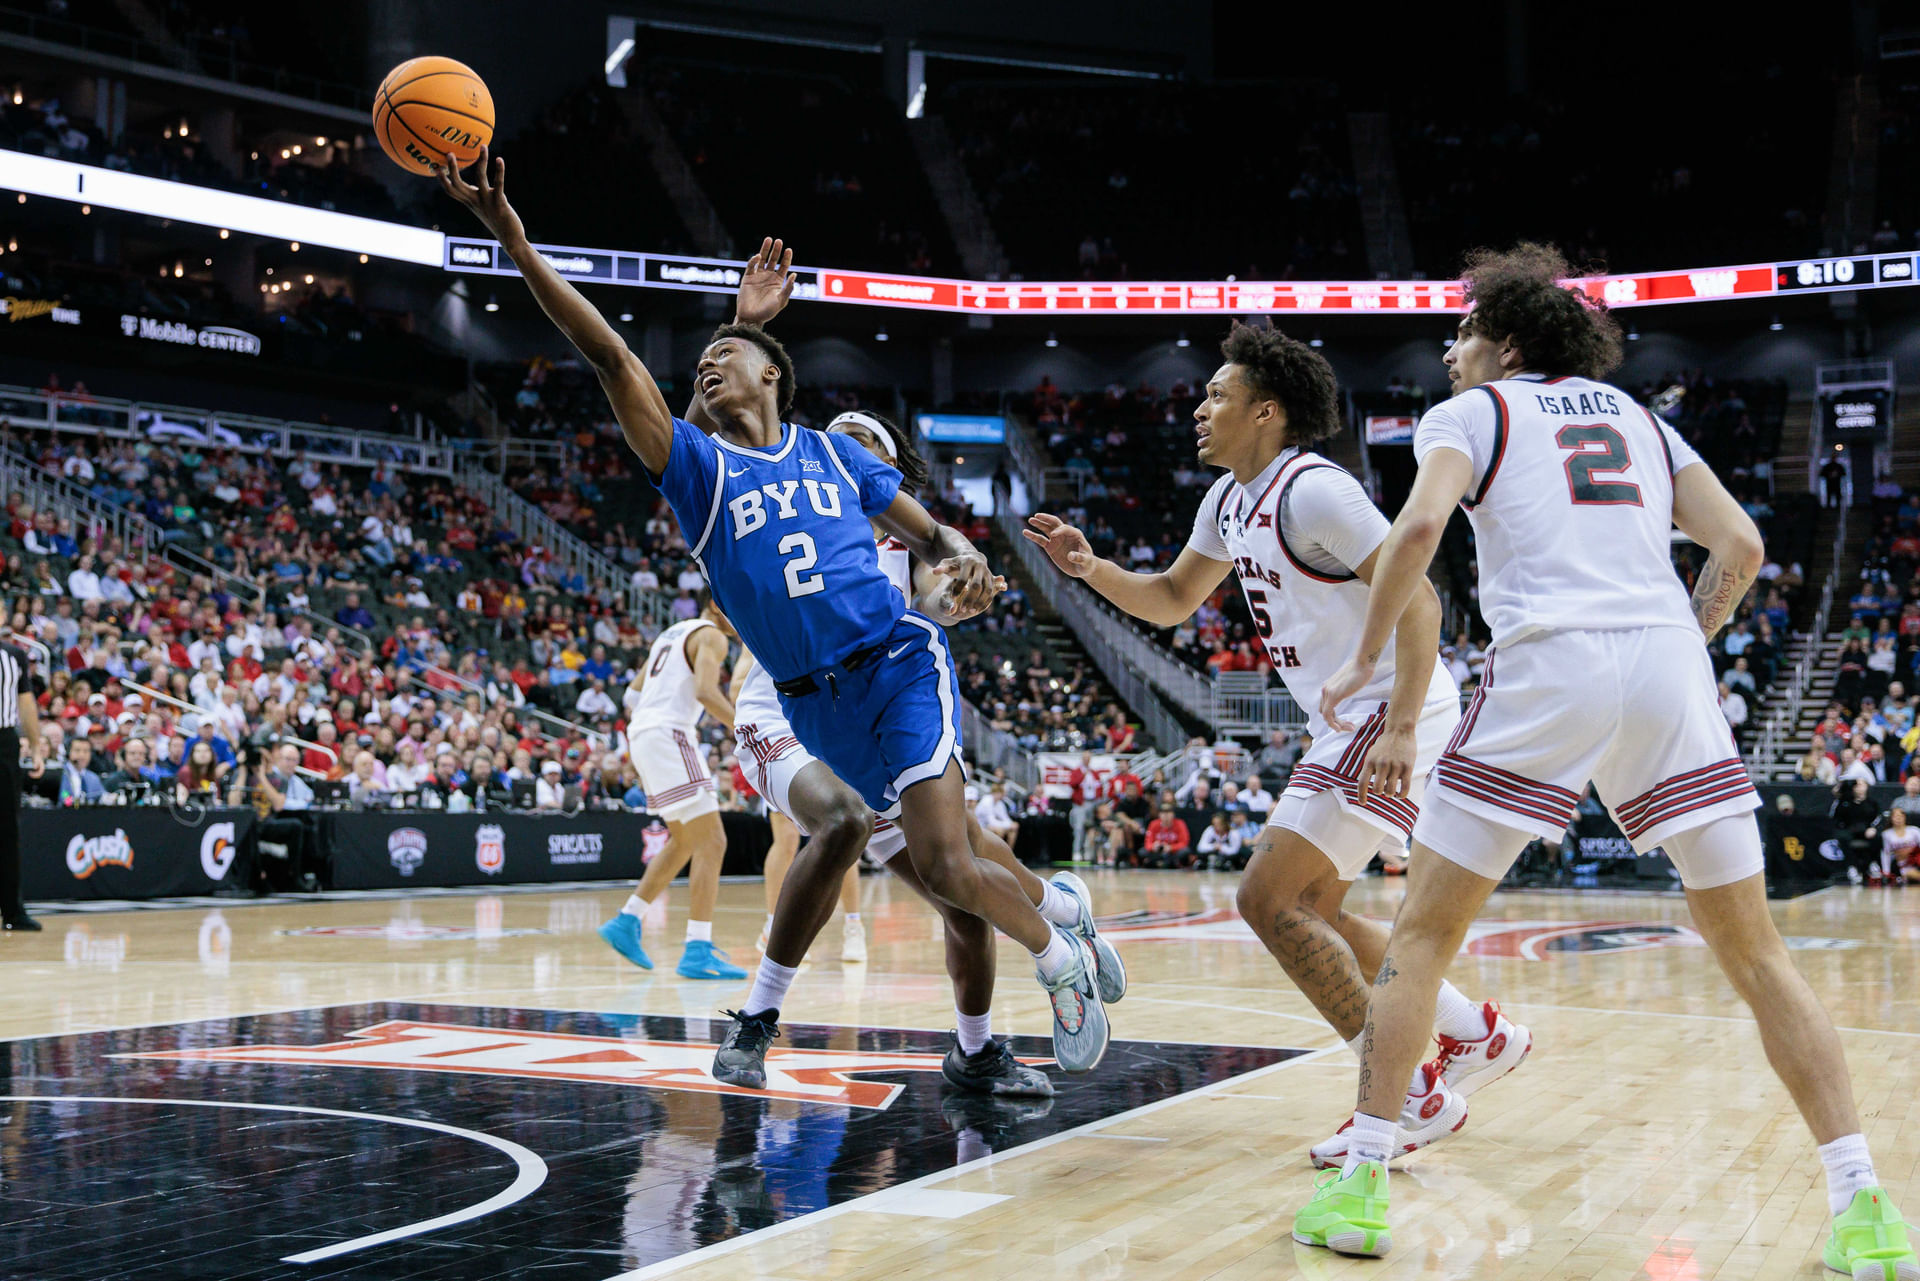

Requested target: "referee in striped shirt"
[{"left": 0, "top": 639, "right": 41, "bottom": 931}]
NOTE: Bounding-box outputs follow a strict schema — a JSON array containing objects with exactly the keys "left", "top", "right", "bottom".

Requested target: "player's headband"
[{"left": 828, "top": 411, "right": 895, "bottom": 462}]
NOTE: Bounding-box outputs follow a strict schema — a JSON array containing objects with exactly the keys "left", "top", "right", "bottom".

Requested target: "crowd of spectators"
[
  {"left": 1043, "top": 735, "right": 1305, "bottom": 871},
  {"left": 0, "top": 420, "right": 762, "bottom": 884}
]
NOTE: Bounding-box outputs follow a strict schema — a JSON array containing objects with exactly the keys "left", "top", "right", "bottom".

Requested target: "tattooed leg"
[
  {"left": 1353, "top": 842, "right": 1499, "bottom": 1120},
  {"left": 1237, "top": 827, "right": 1372, "bottom": 1040}
]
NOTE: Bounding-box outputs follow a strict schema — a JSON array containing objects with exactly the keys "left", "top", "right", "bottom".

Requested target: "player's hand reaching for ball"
[
  {"left": 930, "top": 554, "right": 1000, "bottom": 622},
  {"left": 434, "top": 146, "right": 525, "bottom": 248},
  {"left": 1022, "top": 514, "right": 1096, "bottom": 579},
  {"left": 734, "top": 237, "right": 797, "bottom": 328}
]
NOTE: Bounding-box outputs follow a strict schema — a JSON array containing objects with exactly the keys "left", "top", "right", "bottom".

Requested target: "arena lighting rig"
[{"left": 0, "top": 151, "right": 1904, "bottom": 315}]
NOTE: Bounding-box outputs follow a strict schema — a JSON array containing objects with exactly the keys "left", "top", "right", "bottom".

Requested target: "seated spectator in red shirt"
[{"left": 1143, "top": 804, "right": 1191, "bottom": 868}]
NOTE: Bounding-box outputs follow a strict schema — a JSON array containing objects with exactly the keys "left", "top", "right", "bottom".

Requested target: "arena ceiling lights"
[{"left": 0, "top": 152, "right": 445, "bottom": 266}]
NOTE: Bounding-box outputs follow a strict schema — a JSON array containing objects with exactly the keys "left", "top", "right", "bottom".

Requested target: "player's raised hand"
[
  {"left": 1318, "top": 654, "right": 1375, "bottom": 734},
  {"left": 1354, "top": 721, "right": 1415, "bottom": 806},
  {"left": 434, "top": 145, "right": 525, "bottom": 247},
  {"left": 735, "top": 237, "right": 797, "bottom": 327},
  {"left": 1021, "top": 514, "right": 1096, "bottom": 579},
  {"left": 929, "top": 554, "right": 1000, "bottom": 621}
]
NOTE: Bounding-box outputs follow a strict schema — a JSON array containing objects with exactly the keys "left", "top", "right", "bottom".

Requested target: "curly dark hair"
[
  {"left": 1220, "top": 321, "right": 1342, "bottom": 448},
  {"left": 705, "top": 322, "right": 796, "bottom": 418},
  {"left": 1459, "top": 242, "right": 1623, "bottom": 380}
]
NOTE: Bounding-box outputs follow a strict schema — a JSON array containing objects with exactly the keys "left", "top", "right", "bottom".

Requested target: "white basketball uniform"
[
  {"left": 626, "top": 617, "right": 721, "bottom": 823},
  {"left": 1413, "top": 373, "right": 1759, "bottom": 886},
  {"left": 1188, "top": 449, "right": 1461, "bottom": 877},
  {"left": 733, "top": 533, "right": 912, "bottom": 861}
]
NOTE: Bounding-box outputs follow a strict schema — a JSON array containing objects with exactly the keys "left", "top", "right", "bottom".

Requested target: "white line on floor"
[{"left": 596, "top": 1046, "right": 1342, "bottom": 1280}]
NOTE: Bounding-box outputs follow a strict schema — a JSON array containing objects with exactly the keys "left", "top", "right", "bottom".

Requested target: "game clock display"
[{"left": 1776, "top": 253, "right": 1918, "bottom": 292}]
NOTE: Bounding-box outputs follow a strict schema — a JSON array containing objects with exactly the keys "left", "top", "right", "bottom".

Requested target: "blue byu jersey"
[{"left": 649, "top": 417, "right": 904, "bottom": 683}]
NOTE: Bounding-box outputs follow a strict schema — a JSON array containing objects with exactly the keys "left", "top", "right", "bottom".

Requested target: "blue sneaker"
[
  {"left": 677, "top": 939, "right": 747, "bottom": 980},
  {"left": 597, "top": 913, "right": 652, "bottom": 970},
  {"left": 1050, "top": 871, "right": 1126, "bottom": 1004}
]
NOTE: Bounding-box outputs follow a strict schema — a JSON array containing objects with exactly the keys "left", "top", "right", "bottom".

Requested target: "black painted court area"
[{"left": 0, "top": 1003, "right": 1301, "bottom": 1280}]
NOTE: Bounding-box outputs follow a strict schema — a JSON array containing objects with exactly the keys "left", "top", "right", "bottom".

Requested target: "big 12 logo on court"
[{"left": 475, "top": 824, "right": 506, "bottom": 876}]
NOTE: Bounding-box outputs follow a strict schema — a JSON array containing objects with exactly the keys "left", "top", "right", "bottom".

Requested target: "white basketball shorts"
[
  {"left": 628, "top": 723, "right": 719, "bottom": 823},
  {"left": 1272, "top": 695, "right": 1461, "bottom": 880},
  {"left": 1419, "top": 625, "right": 1759, "bottom": 883}
]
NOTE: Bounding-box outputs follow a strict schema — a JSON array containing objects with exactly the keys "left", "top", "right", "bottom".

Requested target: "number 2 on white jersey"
[{"left": 779, "top": 532, "right": 825, "bottom": 597}]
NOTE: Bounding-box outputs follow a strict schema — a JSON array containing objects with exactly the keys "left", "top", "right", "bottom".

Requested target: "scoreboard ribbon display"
[{"left": 446, "top": 237, "right": 1920, "bottom": 316}]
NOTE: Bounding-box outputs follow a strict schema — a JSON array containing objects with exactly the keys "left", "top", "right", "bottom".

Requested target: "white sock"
[
  {"left": 685, "top": 919, "right": 713, "bottom": 944},
  {"left": 844, "top": 913, "right": 861, "bottom": 927},
  {"left": 1342, "top": 1111, "right": 1398, "bottom": 1174},
  {"left": 762, "top": 913, "right": 775, "bottom": 934},
  {"left": 1032, "top": 928, "right": 1075, "bottom": 982},
  {"left": 1433, "top": 981, "right": 1488, "bottom": 1041},
  {"left": 1820, "top": 1133, "right": 1879, "bottom": 1216},
  {"left": 956, "top": 1009, "right": 992, "bottom": 1055},
  {"left": 745, "top": 957, "right": 799, "bottom": 1019},
  {"left": 622, "top": 894, "right": 651, "bottom": 920},
  {"left": 1345, "top": 1031, "right": 1366, "bottom": 1062},
  {"left": 1036, "top": 879, "right": 1082, "bottom": 928}
]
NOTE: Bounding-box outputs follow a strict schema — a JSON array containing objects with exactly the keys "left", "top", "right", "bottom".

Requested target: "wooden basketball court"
[{"left": 2, "top": 871, "right": 1912, "bottom": 1279}]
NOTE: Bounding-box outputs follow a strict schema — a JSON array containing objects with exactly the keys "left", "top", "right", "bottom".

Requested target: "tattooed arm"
[{"left": 1672, "top": 464, "right": 1764, "bottom": 641}]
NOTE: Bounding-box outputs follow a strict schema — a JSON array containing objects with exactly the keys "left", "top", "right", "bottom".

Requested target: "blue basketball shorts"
[{"left": 778, "top": 612, "right": 962, "bottom": 818}]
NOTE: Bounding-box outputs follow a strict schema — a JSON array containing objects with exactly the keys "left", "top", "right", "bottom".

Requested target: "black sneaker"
[
  {"left": 2, "top": 911, "right": 41, "bottom": 932},
  {"left": 942, "top": 1036, "right": 1055, "bottom": 1098},
  {"left": 713, "top": 1009, "right": 780, "bottom": 1089}
]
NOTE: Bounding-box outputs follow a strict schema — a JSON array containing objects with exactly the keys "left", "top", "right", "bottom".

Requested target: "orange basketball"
[{"left": 373, "top": 56, "right": 494, "bottom": 176}]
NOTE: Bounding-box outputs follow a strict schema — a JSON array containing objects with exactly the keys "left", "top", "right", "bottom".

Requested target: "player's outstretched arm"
[
  {"left": 690, "top": 629, "right": 735, "bottom": 731},
  {"left": 875, "top": 493, "right": 999, "bottom": 621},
  {"left": 1022, "top": 513, "right": 1230, "bottom": 627},
  {"left": 1321, "top": 448, "right": 1472, "bottom": 733},
  {"left": 686, "top": 238, "right": 797, "bottom": 433},
  {"left": 435, "top": 147, "right": 674, "bottom": 475},
  {"left": 1671, "top": 463, "right": 1764, "bottom": 641}
]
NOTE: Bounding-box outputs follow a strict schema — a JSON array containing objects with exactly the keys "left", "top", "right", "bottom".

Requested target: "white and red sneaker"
[
  {"left": 1309, "top": 1063, "right": 1468, "bottom": 1170},
  {"left": 1430, "top": 1002, "right": 1531, "bottom": 1097}
]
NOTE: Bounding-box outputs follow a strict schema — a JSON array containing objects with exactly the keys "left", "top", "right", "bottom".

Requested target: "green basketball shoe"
[
  {"left": 1292, "top": 1161, "right": 1391, "bottom": 1258},
  {"left": 1824, "top": 1187, "right": 1920, "bottom": 1280}
]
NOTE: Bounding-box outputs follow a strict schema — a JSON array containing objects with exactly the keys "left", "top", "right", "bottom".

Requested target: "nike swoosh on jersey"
[
  {"left": 727, "top": 465, "right": 750, "bottom": 478},
  {"left": 887, "top": 643, "right": 911, "bottom": 658}
]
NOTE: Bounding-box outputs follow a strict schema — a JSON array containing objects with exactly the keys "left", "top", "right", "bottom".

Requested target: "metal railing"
[
  {"left": 449, "top": 455, "right": 672, "bottom": 633},
  {"left": 1748, "top": 503, "right": 1849, "bottom": 778},
  {"left": 0, "top": 445, "right": 161, "bottom": 553},
  {"left": 996, "top": 507, "right": 1212, "bottom": 723},
  {"left": 958, "top": 698, "right": 1036, "bottom": 791},
  {"left": 1210, "top": 671, "right": 1306, "bottom": 736},
  {"left": 120, "top": 678, "right": 337, "bottom": 780},
  {"left": 0, "top": 384, "right": 455, "bottom": 476},
  {"left": 996, "top": 508, "right": 1186, "bottom": 751},
  {"left": 402, "top": 668, "right": 607, "bottom": 749}
]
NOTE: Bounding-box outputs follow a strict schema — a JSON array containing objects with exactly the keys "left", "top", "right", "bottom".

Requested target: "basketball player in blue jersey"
[{"left": 438, "top": 149, "right": 1112, "bottom": 1077}]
